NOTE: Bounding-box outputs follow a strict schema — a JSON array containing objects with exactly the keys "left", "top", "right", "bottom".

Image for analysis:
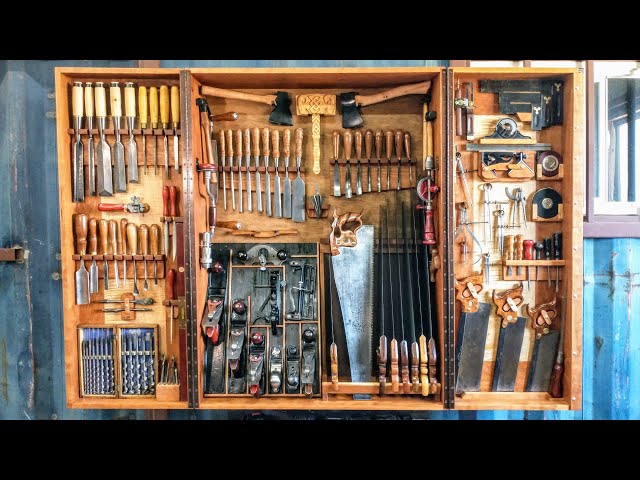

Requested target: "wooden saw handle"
[
  {"left": 200, "top": 85, "right": 276, "bottom": 106},
  {"left": 356, "top": 81, "right": 431, "bottom": 107}
]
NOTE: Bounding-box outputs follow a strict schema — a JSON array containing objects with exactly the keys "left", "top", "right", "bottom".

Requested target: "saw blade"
[
  {"left": 331, "top": 225, "right": 374, "bottom": 388},
  {"left": 455, "top": 302, "right": 491, "bottom": 394},
  {"left": 526, "top": 329, "right": 559, "bottom": 391},
  {"left": 492, "top": 316, "right": 526, "bottom": 392}
]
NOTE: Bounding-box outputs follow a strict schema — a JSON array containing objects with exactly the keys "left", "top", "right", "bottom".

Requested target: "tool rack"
[{"left": 55, "top": 67, "right": 582, "bottom": 411}]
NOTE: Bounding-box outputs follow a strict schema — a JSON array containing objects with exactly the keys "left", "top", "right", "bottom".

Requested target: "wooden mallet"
[{"left": 296, "top": 94, "right": 336, "bottom": 174}]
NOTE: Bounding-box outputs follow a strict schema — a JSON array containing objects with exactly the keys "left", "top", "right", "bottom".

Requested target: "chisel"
[
  {"left": 127, "top": 223, "right": 139, "bottom": 296},
  {"left": 252, "top": 127, "right": 262, "bottom": 213},
  {"left": 395, "top": 130, "right": 403, "bottom": 190},
  {"left": 98, "top": 219, "right": 109, "bottom": 290},
  {"left": 74, "top": 214, "right": 90, "bottom": 305},
  {"left": 244, "top": 128, "right": 252, "bottom": 212},
  {"left": 235, "top": 129, "right": 243, "bottom": 213},
  {"left": 375, "top": 130, "right": 383, "bottom": 192},
  {"left": 139, "top": 224, "right": 149, "bottom": 291},
  {"left": 219, "top": 129, "right": 227, "bottom": 210},
  {"left": 150, "top": 224, "right": 159, "bottom": 286},
  {"left": 95, "top": 82, "right": 113, "bottom": 196},
  {"left": 404, "top": 132, "right": 413, "bottom": 187},
  {"left": 115, "top": 218, "right": 123, "bottom": 285},
  {"left": 149, "top": 86, "right": 159, "bottom": 175},
  {"left": 160, "top": 85, "right": 170, "bottom": 179},
  {"left": 171, "top": 85, "right": 180, "bottom": 174},
  {"left": 354, "top": 130, "right": 363, "bottom": 195},
  {"left": 162, "top": 186, "right": 170, "bottom": 257},
  {"left": 84, "top": 82, "right": 96, "bottom": 196},
  {"left": 169, "top": 186, "right": 178, "bottom": 262},
  {"left": 273, "top": 129, "right": 282, "bottom": 217},
  {"left": 344, "top": 130, "right": 353, "bottom": 198},
  {"left": 282, "top": 129, "right": 292, "bottom": 217},
  {"left": 110, "top": 82, "right": 127, "bottom": 192},
  {"left": 121, "top": 218, "right": 128, "bottom": 286},
  {"left": 108, "top": 219, "right": 120, "bottom": 288},
  {"left": 166, "top": 269, "right": 176, "bottom": 345},
  {"left": 72, "top": 81, "right": 84, "bottom": 202},
  {"left": 227, "top": 129, "right": 235, "bottom": 211},
  {"left": 138, "top": 86, "right": 148, "bottom": 174},
  {"left": 124, "top": 82, "right": 138, "bottom": 184},
  {"left": 365, "top": 129, "right": 373, "bottom": 192},
  {"left": 88, "top": 218, "right": 98, "bottom": 294},
  {"left": 332, "top": 130, "right": 341, "bottom": 197},
  {"left": 291, "top": 128, "right": 306, "bottom": 223},
  {"left": 385, "top": 130, "right": 393, "bottom": 190},
  {"left": 263, "top": 127, "right": 271, "bottom": 216}
]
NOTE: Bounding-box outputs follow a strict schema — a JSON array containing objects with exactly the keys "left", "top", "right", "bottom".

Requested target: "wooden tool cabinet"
[{"left": 55, "top": 66, "right": 583, "bottom": 411}]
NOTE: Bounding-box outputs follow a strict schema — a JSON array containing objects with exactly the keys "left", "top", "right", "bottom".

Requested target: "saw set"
[{"left": 55, "top": 66, "right": 582, "bottom": 411}]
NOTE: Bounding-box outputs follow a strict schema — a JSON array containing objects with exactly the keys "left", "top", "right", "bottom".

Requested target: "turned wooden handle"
[
  {"left": 356, "top": 80, "right": 431, "bottom": 107},
  {"left": 200, "top": 85, "right": 275, "bottom": 106},
  {"left": 159, "top": 85, "right": 169, "bottom": 127},
  {"left": 124, "top": 82, "right": 136, "bottom": 118},
  {"left": 395, "top": 130, "right": 403, "bottom": 160},
  {"left": 515, "top": 234, "right": 524, "bottom": 260},
  {"left": 150, "top": 224, "right": 159, "bottom": 255},
  {"left": 120, "top": 219, "right": 128, "bottom": 255},
  {"left": 99, "top": 219, "right": 108, "bottom": 255},
  {"left": 109, "top": 82, "right": 122, "bottom": 118},
  {"left": 354, "top": 130, "right": 362, "bottom": 159},
  {"left": 251, "top": 127, "right": 260, "bottom": 156},
  {"left": 72, "top": 82, "right": 83, "bottom": 118},
  {"left": 171, "top": 85, "right": 179, "bottom": 127},
  {"left": 505, "top": 235, "right": 514, "bottom": 260},
  {"left": 84, "top": 82, "right": 94, "bottom": 118},
  {"left": 390, "top": 338, "right": 399, "bottom": 393},
  {"left": 212, "top": 112, "right": 238, "bottom": 122},
  {"left": 411, "top": 342, "right": 420, "bottom": 390},
  {"left": 419, "top": 335, "right": 429, "bottom": 396},
  {"left": 217, "top": 220, "right": 241, "bottom": 230},
  {"left": 282, "top": 128, "right": 291, "bottom": 158},
  {"left": 166, "top": 268, "right": 176, "bottom": 300},
  {"left": 94, "top": 82, "right": 106, "bottom": 118},
  {"left": 226, "top": 129, "right": 234, "bottom": 157},
  {"left": 374, "top": 130, "right": 383, "bottom": 160},
  {"left": 385, "top": 130, "right": 394, "bottom": 161},
  {"left": 88, "top": 218, "right": 98, "bottom": 255},
  {"left": 332, "top": 130, "right": 340, "bottom": 160},
  {"left": 74, "top": 213, "right": 88, "bottom": 255},
  {"left": 426, "top": 120, "right": 434, "bottom": 159},
  {"left": 139, "top": 224, "right": 149, "bottom": 255},
  {"left": 364, "top": 129, "right": 373, "bottom": 160},
  {"left": 169, "top": 185, "right": 178, "bottom": 217},
  {"left": 261, "top": 127, "right": 270, "bottom": 156},
  {"left": 218, "top": 129, "right": 226, "bottom": 158},
  {"left": 149, "top": 86, "right": 159, "bottom": 127},
  {"left": 235, "top": 129, "right": 243, "bottom": 158},
  {"left": 548, "top": 359, "right": 564, "bottom": 398},
  {"left": 115, "top": 219, "right": 123, "bottom": 255},
  {"left": 271, "top": 129, "right": 280, "bottom": 158},
  {"left": 162, "top": 185, "right": 169, "bottom": 217},
  {"left": 428, "top": 337, "right": 438, "bottom": 394},
  {"left": 126, "top": 223, "right": 138, "bottom": 255},
  {"left": 330, "top": 342, "right": 338, "bottom": 392},
  {"left": 295, "top": 128, "right": 303, "bottom": 158},
  {"left": 243, "top": 128, "right": 251, "bottom": 156},
  {"left": 343, "top": 130, "right": 352, "bottom": 161},
  {"left": 138, "top": 86, "right": 147, "bottom": 127},
  {"left": 404, "top": 132, "right": 411, "bottom": 159},
  {"left": 378, "top": 334, "right": 387, "bottom": 395},
  {"left": 400, "top": 341, "right": 410, "bottom": 393},
  {"left": 108, "top": 219, "right": 118, "bottom": 255}
]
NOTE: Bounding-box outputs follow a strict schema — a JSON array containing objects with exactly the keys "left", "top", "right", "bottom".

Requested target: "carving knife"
[
  {"left": 354, "top": 130, "right": 363, "bottom": 195},
  {"left": 138, "top": 86, "right": 148, "bottom": 174},
  {"left": 263, "top": 127, "right": 272, "bottom": 216},
  {"left": 219, "top": 129, "right": 227, "bottom": 210},
  {"left": 365, "top": 129, "right": 373, "bottom": 192},
  {"left": 110, "top": 82, "right": 127, "bottom": 192},
  {"left": 235, "top": 129, "right": 243, "bottom": 213},
  {"left": 273, "top": 129, "right": 282, "bottom": 217},
  {"left": 282, "top": 129, "right": 292, "bottom": 217},
  {"left": 227, "top": 129, "right": 235, "bottom": 210},
  {"left": 99, "top": 219, "right": 109, "bottom": 290},
  {"left": 244, "top": 128, "right": 252, "bottom": 212},
  {"left": 108, "top": 220, "right": 120, "bottom": 288},
  {"left": 72, "top": 81, "right": 85, "bottom": 202},
  {"left": 124, "top": 82, "right": 139, "bottom": 184},
  {"left": 162, "top": 186, "right": 170, "bottom": 257},
  {"left": 171, "top": 85, "right": 180, "bottom": 174},
  {"left": 169, "top": 185, "right": 178, "bottom": 262},
  {"left": 88, "top": 218, "right": 99, "bottom": 294},
  {"left": 332, "top": 130, "right": 341, "bottom": 197},
  {"left": 252, "top": 128, "right": 262, "bottom": 212},
  {"left": 84, "top": 82, "right": 96, "bottom": 196},
  {"left": 344, "top": 130, "right": 353, "bottom": 198},
  {"left": 375, "top": 130, "right": 383, "bottom": 192},
  {"left": 74, "top": 214, "right": 89, "bottom": 305},
  {"left": 149, "top": 86, "right": 159, "bottom": 175},
  {"left": 291, "top": 128, "right": 306, "bottom": 222},
  {"left": 95, "top": 82, "right": 113, "bottom": 196},
  {"left": 160, "top": 85, "right": 170, "bottom": 179}
]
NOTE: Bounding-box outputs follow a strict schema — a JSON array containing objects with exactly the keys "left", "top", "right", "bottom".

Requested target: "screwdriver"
[
  {"left": 150, "top": 224, "right": 160, "bottom": 286},
  {"left": 534, "top": 241, "right": 544, "bottom": 283},
  {"left": 504, "top": 234, "right": 514, "bottom": 276},
  {"left": 99, "top": 219, "right": 109, "bottom": 290},
  {"left": 553, "top": 232, "right": 562, "bottom": 293},
  {"left": 515, "top": 234, "right": 524, "bottom": 277},
  {"left": 544, "top": 237, "right": 552, "bottom": 287},
  {"left": 523, "top": 239, "right": 534, "bottom": 290}
]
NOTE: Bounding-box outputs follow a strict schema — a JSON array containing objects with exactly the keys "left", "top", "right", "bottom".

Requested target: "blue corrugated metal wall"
[{"left": 0, "top": 59, "right": 637, "bottom": 419}]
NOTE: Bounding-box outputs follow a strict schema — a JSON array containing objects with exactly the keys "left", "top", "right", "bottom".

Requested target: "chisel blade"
[
  {"left": 274, "top": 171, "right": 282, "bottom": 217},
  {"left": 75, "top": 258, "right": 90, "bottom": 305},
  {"left": 454, "top": 302, "right": 490, "bottom": 394},
  {"left": 114, "top": 140, "right": 126, "bottom": 192},
  {"left": 96, "top": 140, "right": 113, "bottom": 196},
  {"left": 127, "top": 137, "right": 139, "bottom": 183},
  {"left": 73, "top": 140, "right": 85, "bottom": 202},
  {"left": 88, "top": 138, "right": 96, "bottom": 196},
  {"left": 89, "top": 259, "right": 99, "bottom": 294},
  {"left": 526, "top": 329, "right": 559, "bottom": 391},
  {"left": 492, "top": 316, "right": 526, "bottom": 392},
  {"left": 283, "top": 174, "right": 291, "bottom": 218},
  {"left": 174, "top": 133, "right": 179, "bottom": 172}
]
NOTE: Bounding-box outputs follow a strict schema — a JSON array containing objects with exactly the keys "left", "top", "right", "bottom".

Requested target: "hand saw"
[
  {"left": 330, "top": 209, "right": 374, "bottom": 399},
  {"left": 454, "top": 265, "right": 491, "bottom": 395},
  {"left": 525, "top": 297, "right": 560, "bottom": 392},
  {"left": 492, "top": 283, "right": 526, "bottom": 392}
]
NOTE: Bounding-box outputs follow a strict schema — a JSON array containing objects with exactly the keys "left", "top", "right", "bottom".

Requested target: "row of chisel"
[
  {"left": 216, "top": 127, "right": 306, "bottom": 222},
  {"left": 121, "top": 329, "right": 156, "bottom": 395},
  {"left": 71, "top": 81, "right": 180, "bottom": 202},
  {"left": 81, "top": 328, "right": 115, "bottom": 395},
  {"left": 332, "top": 129, "right": 415, "bottom": 197}
]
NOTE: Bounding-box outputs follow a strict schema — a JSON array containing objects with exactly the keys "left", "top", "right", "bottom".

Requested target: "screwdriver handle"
[
  {"left": 162, "top": 185, "right": 169, "bottom": 217},
  {"left": 99, "top": 219, "right": 109, "bottom": 255},
  {"left": 523, "top": 239, "right": 534, "bottom": 260},
  {"left": 120, "top": 219, "right": 129, "bottom": 254},
  {"left": 126, "top": 223, "right": 138, "bottom": 255},
  {"left": 138, "top": 86, "right": 148, "bottom": 128},
  {"left": 75, "top": 214, "right": 88, "bottom": 255},
  {"left": 108, "top": 219, "right": 118, "bottom": 255},
  {"left": 544, "top": 238, "right": 552, "bottom": 259},
  {"left": 139, "top": 224, "right": 149, "bottom": 255},
  {"left": 364, "top": 129, "right": 373, "bottom": 160},
  {"left": 150, "top": 224, "right": 160, "bottom": 255},
  {"left": 149, "top": 86, "right": 159, "bottom": 128},
  {"left": 72, "top": 82, "right": 83, "bottom": 118},
  {"left": 159, "top": 85, "right": 169, "bottom": 127},
  {"left": 515, "top": 234, "right": 524, "bottom": 261},
  {"left": 169, "top": 186, "right": 178, "bottom": 217},
  {"left": 504, "top": 234, "right": 514, "bottom": 261},
  {"left": 124, "top": 82, "right": 136, "bottom": 118},
  {"left": 171, "top": 86, "right": 179, "bottom": 128},
  {"left": 109, "top": 82, "right": 122, "bottom": 118},
  {"left": 534, "top": 241, "right": 545, "bottom": 260},
  {"left": 84, "top": 82, "right": 94, "bottom": 118},
  {"left": 166, "top": 268, "right": 176, "bottom": 300},
  {"left": 88, "top": 218, "right": 98, "bottom": 255}
]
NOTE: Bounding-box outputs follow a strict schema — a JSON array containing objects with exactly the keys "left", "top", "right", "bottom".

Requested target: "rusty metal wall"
[{"left": 1, "top": 59, "right": 638, "bottom": 420}]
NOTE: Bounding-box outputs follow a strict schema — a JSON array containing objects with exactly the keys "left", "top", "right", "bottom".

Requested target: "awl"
[
  {"left": 110, "top": 82, "right": 127, "bottom": 192},
  {"left": 72, "top": 81, "right": 85, "bottom": 202},
  {"left": 95, "top": 82, "right": 113, "bottom": 196}
]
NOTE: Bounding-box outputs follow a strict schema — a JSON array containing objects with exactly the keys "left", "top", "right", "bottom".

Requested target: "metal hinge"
[{"left": 0, "top": 246, "right": 25, "bottom": 263}]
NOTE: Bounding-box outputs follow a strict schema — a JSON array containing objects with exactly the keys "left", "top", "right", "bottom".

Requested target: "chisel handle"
[
  {"left": 171, "top": 86, "right": 179, "bottom": 128},
  {"left": 523, "top": 239, "right": 534, "bottom": 260},
  {"left": 75, "top": 214, "right": 88, "bottom": 255},
  {"left": 504, "top": 234, "right": 514, "bottom": 260},
  {"left": 108, "top": 219, "right": 118, "bottom": 255},
  {"left": 419, "top": 335, "right": 429, "bottom": 396},
  {"left": 149, "top": 86, "right": 159, "bottom": 127},
  {"left": 332, "top": 130, "right": 340, "bottom": 160},
  {"left": 235, "top": 129, "right": 243, "bottom": 160},
  {"left": 390, "top": 338, "right": 399, "bottom": 393},
  {"left": 120, "top": 219, "right": 129, "bottom": 254},
  {"left": 150, "top": 224, "right": 159, "bottom": 255},
  {"left": 354, "top": 130, "right": 362, "bottom": 159},
  {"left": 395, "top": 130, "right": 403, "bottom": 160},
  {"left": 115, "top": 219, "right": 123, "bottom": 254},
  {"left": 365, "top": 129, "right": 373, "bottom": 160},
  {"left": 226, "top": 129, "right": 234, "bottom": 159},
  {"left": 243, "top": 128, "right": 251, "bottom": 156},
  {"left": 139, "top": 224, "right": 149, "bottom": 255},
  {"left": 84, "top": 82, "right": 94, "bottom": 118},
  {"left": 343, "top": 130, "right": 352, "bottom": 161},
  {"left": 99, "top": 219, "right": 108, "bottom": 255},
  {"left": 159, "top": 85, "right": 169, "bottom": 128},
  {"left": 109, "top": 82, "right": 122, "bottom": 118},
  {"left": 88, "top": 218, "right": 98, "bottom": 255},
  {"left": 375, "top": 130, "right": 383, "bottom": 160},
  {"left": 126, "top": 223, "right": 138, "bottom": 255},
  {"left": 169, "top": 186, "right": 178, "bottom": 217},
  {"left": 404, "top": 132, "right": 411, "bottom": 159},
  {"left": 261, "top": 128, "right": 270, "bottom": 157},
  {"left": 219, "top": 129, "right": 226, "bottom": 159},
  {"left": 271, "top": 129, "right": 279, "bottom": 159},
  {"left": 251, "top": 127, "right": 260, "bottom": 156},
  {"left": 282, "top": 128, "right": 291, "bottom": 158},
  {"left": 385, "top": 130, "right": 394, "bottom": 161},
  {"left": 162, "top": 185, "right": 169, "bottom": 217},
  {"left": 138, "top": 86, "right": 148, "bottom": 128},
  {"left": 72, "top": 82, "right": 83, "bottom": 118},
  {"left": 295, "top": 128, "right": 303, "bottom": 162},
  {"left": 515, "top": 234, "right": 524, "bottom": 260},
  {"left": 95, "top": 82, "right": 107, "bottom": 118},
  {"left": 166, "top": 268, "right": 176, "bottom": 300},
  {"left": 124, "top": 82, "right": 136, "bottom": 118}
]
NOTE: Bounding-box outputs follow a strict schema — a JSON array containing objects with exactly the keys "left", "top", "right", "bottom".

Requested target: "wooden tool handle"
[
  {"left": 378, "top": 335, "right": 387, "bottom": 395},
  {"left": 426, "top": 119, "right": 434, "bottom": 158},
  {"left": 139, "top": 224, "right": 149, "bottom": 255},
  {"left": 400, "top": 341, "right": 410, "bottom": 393},
  {"left": 295, "top": 128, "right": 303, "bottom": 158},
  {"left": 95, "top": 82, "right": 106, "bottom": 118},
  {"left": 150, "top": 224, "right": 159, "bottom": 255},
  {"left": 404, "top": 132, "right": 411, "bottom": 159},
  {"left": 427, "top": 337, "right": 438, "bottom": 394},
  {"left": 356, "top": 80, "right": 431, "bottom": 107},
  {"left": 364, "top": 129, "right": 373, "bottom": 160},
  {"left": 99, "top": 219, "right": 108, "bottom": 255},
  {"left": 505, "top": 235, "right": 514, "bottom": 260},
  {"left": 166, "top": 268, "right": 176, "bottom": 300},
  {"left": 394, "top": 130, "right": 403, "bottom": 159},
  {"left": 218, "top": 129, "right": 226, "bottom": 158},
  {"left": 235, "top": 129, "right": 243, "bottom": 158},
  {"left": 200, "top": 85, "right": 275, "bottom": 106},
  {"left": 72, "top": 82, "right": 83, "bottom": 117},
  {"left": 282, "top": 128, "right": 291, "bottom": 158},
  {"left": 523, "top": 239, "right": 534, "bottom": 260},
  {"left": 217, "top": 220, "right": 241, "bottom": 230},
  {"left": 162, "top": 185, "right": 169, "bottom": 217},
  {"left": 226, "top": 129, "right": 234, "bottom": 157},
  {"left": 212, "top": 112, "right": 238, "bottom": 122},
  {"left": 411, "top": 342, "right": 420, "bottom": 390},
  {"left": 332, "top": 130, "right": 340, "bottom": 160},
  {"left": 109, "top": 82, "right": 122, "bottom": 118},
  {"left": 243, "top": 128, "right": 251, "bottom": 156},
  {"left": 138, "top": 86, "right": 148, "bottom": 127},
  {"left": 74, "top": 214, "right": 88, "bottom": 255},
  {"left": 390, "top": 338, "right": 399, "bottom": 392},
  {"left": 115, "top": 219, "right": 123, "bottom": 254},
  {"left": 126, "top": 223, "right": 138, "bottom": 255},
  {"left": 84, "top": 82, "right": 94, "bottom": 117},
  {"left": 120, "top": 218, "right": 128, "bottom": 254},
  {"left": 169, "top": 185, "right": 178, "bottom": 217},
  {"left": 343, "top": 130, "right": 352, "bottom": 161},
  {"left": 385, "top": 130, "right": 394, "bottom": 160},
  {"left": 108, "top": 219, "right": 118, "bottom": 255},
  {"left": 159, "top": 85, "right": 169, "bottom": 126},
  {"left": 454, "top": 270, "right": 484, "bottom": 313},
  {"left": 354, "top": 130, "right": 362, "bottom": 159},
  {"left": 149, "top": 86, "right": 159, "bottom": 126},
  {"left": 251, "top": 127, "right": 260, "bottom": 156},
  {"left": 375, "top": 130, "right": 383, "bottom": 160},
  {"left": 548, "top": 358, "right": 564, "bottom": 398},
  {"left": 330, "top": 342, "right": 338, "bottom": 392},
  {"left": 271, "top": 129, "right": 280, "bottom": 158},
  {"left": 515, "top": 234, "right": 524, "bottom": 260},
  {"left": 88, "top": 218, "right": 98, "bottom": 255},
  {"left": 124, "top": 82, "right": 136, "bottom": 118},
  {"left": 262, "top": 127, "right": 270, "bottom": 156},
  {"left": 419, "top": 335, "right": 428, "bottom": 396},
  {"left": 171, "top": 86, "right": 179, "bottom": 127}
]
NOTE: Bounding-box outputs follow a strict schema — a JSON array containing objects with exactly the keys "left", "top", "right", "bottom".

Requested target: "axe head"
[
  {"left": 269, "top": 91, "right": 293, "bottom": 126},
  {"left": 339, "top": 92, "right": 363, "bottom": 129}
]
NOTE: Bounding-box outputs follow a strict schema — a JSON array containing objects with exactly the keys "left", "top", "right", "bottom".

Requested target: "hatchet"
[{"left": 200, "top": 85, "right": 293, "bottom": 126}]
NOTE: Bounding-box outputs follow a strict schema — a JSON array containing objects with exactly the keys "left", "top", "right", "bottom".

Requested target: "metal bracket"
[{"left": 0, "top": 246, "right": 24, "bottom": 263}]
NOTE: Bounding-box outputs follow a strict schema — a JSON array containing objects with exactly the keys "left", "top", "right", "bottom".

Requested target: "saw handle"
[
  {"left": 109, "top": 82, "right": 122, "bottom": 118},
  {"left": 355, "top": 81, "right": 431, "bottom": 107},
  {"left": 364, "top": 129, "right": 373, "bottom": 160},
  {"left": 166, "top": 268, "right": 176, "bottom": 300},
  {"left": 88, "top": 218, "right": 98, "bottom": 255},
  {"left": 74, "top": 213, "right": 88, "bottom": 255},
  {"left": 282, "top": 128, "right": 291, "bottom": 158},
  {"left": 200, "top": 85, "right": 276, "bottom": 106},
  {"left": 330, "top": 342, "right": 338, "bottom": 392},
  {"left": 72, "top": 82, "right": 83, "bottom": 118},
  {"left": 138, "top": 86, "right": 148, "bottom": 127},
  {"left": 98, "top": 219, "right": 108, "bottom": 255}
]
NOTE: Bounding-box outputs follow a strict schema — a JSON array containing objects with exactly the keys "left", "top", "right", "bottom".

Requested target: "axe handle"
[
  {"left": 356, "top": 81, "right": 431, "bottom": 107},
  {"left": 200, "top": 85, "right": 275, "bottom": 106}
]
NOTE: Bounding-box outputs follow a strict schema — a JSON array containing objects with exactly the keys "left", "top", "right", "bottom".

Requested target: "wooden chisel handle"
[
  {"left": 218, "top": 129, "right": 226, "bottom": 159},
  {"left": 162, "top": 185, "right": 169, "bottom": 217},
  {"left": 72, "top": 82, "right": 83, "bottom": 118},
  {"left": 354, "top": 130, "right": 362, "bottom": 159},
  {"left": 282, "top": 128, "right": 291, "bottom": 158},
  {"left": 390, "top": 338, "right": 399, "bottom": 392},
  {"left": 166, "top": 268, "right": 176, "bottom": 300},
  {"left": 108, "top": 219, "right": 118, "bottom": 255},
  {"left": 150, "top": 224, "right": 160, "bottom": 255},
  {"left": 332, "top": 130, "right": 340, "bottom": 160},
  {"left": 243, "top": 128, "right": 251, "bottom": 156},
  {"left": 404, "top": 132, "right": 411, "bottom": 159},
  {"left": 126, "top": 223, "right": 138, "bottom": 255},
  {"left": 295, "top": 128, "right": 303, "bottom": 162},
  {"left": 235, "top": 129, "right": 243, "bottom": 159},
  {"left": 169, "top": 186, "right": 178, "bottom": 217},
  {"left": 120, "top": 219, "right": 128, "bottom": 254},
  {"left": 364, "top": 129, "right": 373, "bottom": 160},
  {"left": 272, "top": 129, "right": 280, "bottom": 159},
  {"left": 138, "top": 86, "right": 148, "bottom": 128},
  {"left": 171, "top": 86, "right": 179, "bottom": 128},
  {"left": 251, "top": 128, "right": 260, "bottom": 156},
  {"left": 374, "top": 130, "right": 383, "bottom": 160},
  {"left": 99, "top": 219, "right": 108, "bottom": 255},
  {"left": 95, "top": 82, "right": 106, "bottom": 118},
  {"left": 385, "top": 130, "right": 394, "bottom": 161},
  {"left": 109, "top": 82, "right": 122, "bottom": 119},
  {"left": 160, "top": 85, "right": 169, "bottom": 128},
  {"left": 124, "top": 82, "right": 136, "bottom": 118},
  {"left": 395, "top": 130, "right": 403, "bottom": 160},
  {"left": 262, "top": 128, "right": 270, "bottom": 157},
  {"left": 226, "top": 129, "right": 234, "bottom": 159},
  {"left": 75, "top": 214, "right": 88, "bottom": 255},
  {"left": 84, "top": 82, "right": 94, "bottom": 118},
  {"left": 139, "top": 224, "right": 149, "bottom": 255},
  {"left": 343, "top": 130, "right": 352, "bottom": 161},
  {"left": 149, "top": 86, "right": 159, "bottom": 127},
  {"left": 88, "top": 218, "right": 98, "bottom": 255}
]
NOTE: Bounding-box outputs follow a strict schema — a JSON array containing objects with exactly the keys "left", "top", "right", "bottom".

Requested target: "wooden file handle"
[
  {"left": 169, "top": 186, "right": 178, "bottom": 217},
  {"left": 166, "top": 268, "right": 176, "bottom": 300}
]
